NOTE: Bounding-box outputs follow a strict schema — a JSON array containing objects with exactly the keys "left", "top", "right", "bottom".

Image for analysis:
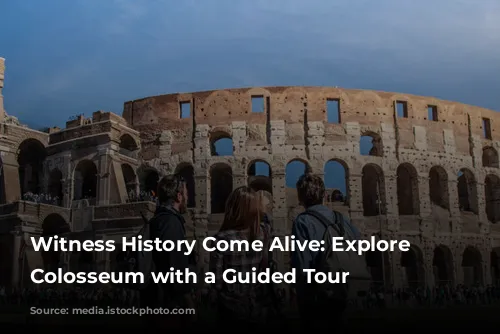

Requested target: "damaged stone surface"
[{"left": 0, "top": 70, "right": 499, "bottom": 289}]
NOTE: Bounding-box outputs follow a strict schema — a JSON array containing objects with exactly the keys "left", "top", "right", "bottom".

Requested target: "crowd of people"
[
  {"left": 1, "top": 283, "right": 500, "bottom": 312},
  {"left": 126, "top": 190, "right": 158, "bottom": 203},
  {"left": 21, "top": 192, "right": 61, "bottom": 206},
  {"left": 7, "top": 174, "right": 499, "bottom": 331}
]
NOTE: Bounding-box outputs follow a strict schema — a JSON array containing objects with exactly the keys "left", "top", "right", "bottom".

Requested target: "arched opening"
[
  {"left": 360, "top": 132, "right": 383, "bottom": 157},
  {"left": 41, "top": 213, "right": 70, "bottom": 272},
  {"left": 491, "top": 248, "right": 500, "bottom": 286},
  {"left": 138, "top": 167, "right": 159, "bottom": 201},
  {"left": 48, "top": 169, "right": 63, "bottom": 206},
  {"left": 248, "top": 160, "right": 272, "bottom": 194},
  {"left": 210, "top": 163, "right": 233, "bottom": 214},
  {"left": 482, "top": 146, "right": 499, "bottom": 168},
  {"left": 17, "top": 139, "right": 46, "bottom": 196},
  {"left": 462, "top": 246, "right": 483, "bottom": 286},
  {"left": 365, "top": 249, "right": 392, "bottom": 289},
  {"left": 429, "top": 166, "right": 449, "bottom": 210},
  {"left": 121, "top": 164, "right": 137, "bottom": 200},
  {"left": 286, "top": 159, "right": 310, "bottom": 188},
  {"left": 324, "top": 159, "right": 348, "bottom": 205},
  {"left": 401, "top": 246, "right": 425, "bottom": 289},
  {"left": 176, "top": 164, "right": 196, "bottom": 208},
  {"left": 73, "top": 160, "right": 98, "bottom": 201},
  {"left": 210, "top": 131, "right": 233, "bottom": 156},
  {"left": 396, "top": 163, "right": 419, "bottom": 215},
  {"left": 119, "top": 134, "right": 138, "bottom": 152},
  {"left": 457, "top": 169, "right": 478, "bottom": 214},
  {"left": 361, "top": 163, "right": 386, "bottom": 216},
  {"left": 484, "top": 174, "right": 500, "bottom": 223},
  {"left": 433, "top": 245, "right": 454, "bottom": 286}
]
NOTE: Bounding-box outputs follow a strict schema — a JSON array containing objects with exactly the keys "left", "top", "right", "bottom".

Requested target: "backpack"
[
  {"left": 113, "top": 211, "right": 165, "bottom": 291},
  {"left": 305, "top": 209, "right": 372, "bottom": 307}
]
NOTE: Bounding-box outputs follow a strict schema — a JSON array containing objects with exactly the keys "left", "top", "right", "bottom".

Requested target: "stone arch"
[
  {"left": 462, "top": 246, "right": 483, "bottom": 286},
  {"left": 73, "top": 160, "right": 98, "bottom": 200},
  {"left": 248, "top": 160, "right": 272, "bottom": 194},
  {"left": 286, "top": 159, "right": 311, "bottom": 188},
  {"left": 433, "top": 245, "right": 454, "bottom": 286},
  {"left": 203, "top": 90, "right": 234, "bottom": 117},
  {"left": 352, "top": 90, "right": 384, "bottom": 108},
  {"left": 210, "top": 130, "right": 233, "bottom": 156},
  {"left": 429, "top": 166, "right": 449, "bottom": 209},
  {"left": 362, "top": 163, "right": 386, "bottom": 216},
  {"left": 210, "top": 163, "right": 233, "bottom": 214},
  {"left": 119, "top": 134, "right": 138, "bottom": 151},
  {"left": 48, "top": 168, "right": 63, "bottom": 205},
  {"left": 17, "top": 138, "right": 47, "bottom": 195},
  {"left": 482, "top": 146, "right": 499, "bottom": 168},
  {"left": 324, "top": 159, "right": 349, "bottom": 205},
  {"left": 491, "top": 248, "right": 500, "bottom": 286},
  {"left": 396, "top": 163, "right": 419, "bottom": 215},
  {"left": 41, "top": 213, "right": 70, "bottom": 271},
  {"left": 175, "top": 163, "right": 196, "bottom": 208},
  {"left": 484, "top": 174, "right": 500, "bottom": 223},
  {"left": 138, "top": 166, "right": 159, "bottom": 199},
  {"left": 121, "top": 164, "right": 137, "bottom": 197},
  {"left": 457, "top": 168, "right": 478, "bottom": 214},
  {"left": 360, "top": 131, "right": 383, "bottom": 157},
  {"left": 400, "top": 245, "right": 425, "bottom": 289}
]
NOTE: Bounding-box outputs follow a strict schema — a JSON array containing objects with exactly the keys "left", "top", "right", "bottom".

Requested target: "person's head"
[
  {"left": 296, "top": 173, "right": 325, "bottom": 208},
  {"left": 258, "top": 190, "right": 273, "bottom": 215},
  {"left": 157, "top": 174, "right": 188, "bottom": 213},
  {"left": 220, "top": 186, "right": 261, "bottom": 240}
]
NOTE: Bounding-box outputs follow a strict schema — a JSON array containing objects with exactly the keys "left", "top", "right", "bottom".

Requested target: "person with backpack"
[
  {"left": 291, "top": 173, "right": 370, "bottom": 331},
  {"left": 208, "top": 186, "right": 275, "bottom": 329},
  {"left": 140, "top": 174, "right": 197, "bottom": 328}
]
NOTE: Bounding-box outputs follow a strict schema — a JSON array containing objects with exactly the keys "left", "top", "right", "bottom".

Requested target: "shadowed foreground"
[{"left": 1, "top": 305, "right": 499, "bottom": 331}]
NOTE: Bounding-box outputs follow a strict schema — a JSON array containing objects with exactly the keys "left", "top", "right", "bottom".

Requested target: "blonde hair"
[{"left": 219, "top": 186, "right": 261, "bottom": 241}]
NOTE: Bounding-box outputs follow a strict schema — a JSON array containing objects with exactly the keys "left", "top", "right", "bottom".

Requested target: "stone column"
[
  {"left": 454, "top": 247, "right": 464, "bottom": 285},
  {"left": 11, "top": 231, "right": 22, "bottom": 287},
  {"left": 232, "top": 160, "right": 246, "bottom": 189},
  {"left": 97, "top": 148, "right": 111, "bottom": 206},
  {"left": 476, "top": 178, "right": 489, "bottom": 234},
  {"left": 0, "top": 151, "right": 21, "bottom": 202},
  {"left": 347, "top": 173, "right": 364, "bottom": 230}
]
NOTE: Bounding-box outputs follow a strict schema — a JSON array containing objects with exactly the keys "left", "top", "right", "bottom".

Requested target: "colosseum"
[{"left": 0, "top": 57, "right": 499, "bottom": 290}]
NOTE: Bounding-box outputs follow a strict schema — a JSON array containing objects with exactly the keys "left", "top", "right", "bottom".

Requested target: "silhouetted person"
[
  {"left": 141, "top": 174, "right": 196, "bottom": 329},
  {"left": 291, "top": 173, "right": 361, "bottom": 331},
  {"left": 209, "top": 186, "right": 274, "bottom": 330}
]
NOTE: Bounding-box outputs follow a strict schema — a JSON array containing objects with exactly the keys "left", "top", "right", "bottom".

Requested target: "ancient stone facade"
[{"left": 0, "top": 57, "right": 499, "bottom": 290}]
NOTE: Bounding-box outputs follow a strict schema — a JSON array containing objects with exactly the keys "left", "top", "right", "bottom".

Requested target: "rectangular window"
[
  {"left": 428, "top": 105, "right": 438, "bottom": 121},
  {"left": 483, "top": 117, "right": 492, "bottom": 139},
  {"left": 396, "top": 101, "right": 408, "bottom": 118},
  {"left": 327, "top": 99, "right": 340, "bottom": 123},
  {"left": 251, "top": 96, "right": 264, "bottom": 113},
  {"left": 180, "top": 102, "right": 190, "bottom": 119}
]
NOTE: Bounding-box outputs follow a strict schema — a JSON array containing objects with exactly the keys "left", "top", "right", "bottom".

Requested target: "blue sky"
[{"left": 1, "top": 0, "right": 499, "bottom": 190}]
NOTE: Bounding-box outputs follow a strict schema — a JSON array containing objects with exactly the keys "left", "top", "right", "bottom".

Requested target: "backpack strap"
[{"left": 304, "top": 209, "right": 345, "bottom": 237}]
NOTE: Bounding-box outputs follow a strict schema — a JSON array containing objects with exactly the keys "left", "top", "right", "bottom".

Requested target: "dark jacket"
[
  {"left": 291, "top": 204, "right": 360, "bottom": 275},
  {"left": 142, "top": 205, "right": 196, "bottom": 306}
]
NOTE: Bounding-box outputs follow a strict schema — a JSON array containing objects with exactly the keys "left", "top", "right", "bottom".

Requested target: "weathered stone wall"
[{"left": 124, "top": 86, "right": 500, "bottom": 288}]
